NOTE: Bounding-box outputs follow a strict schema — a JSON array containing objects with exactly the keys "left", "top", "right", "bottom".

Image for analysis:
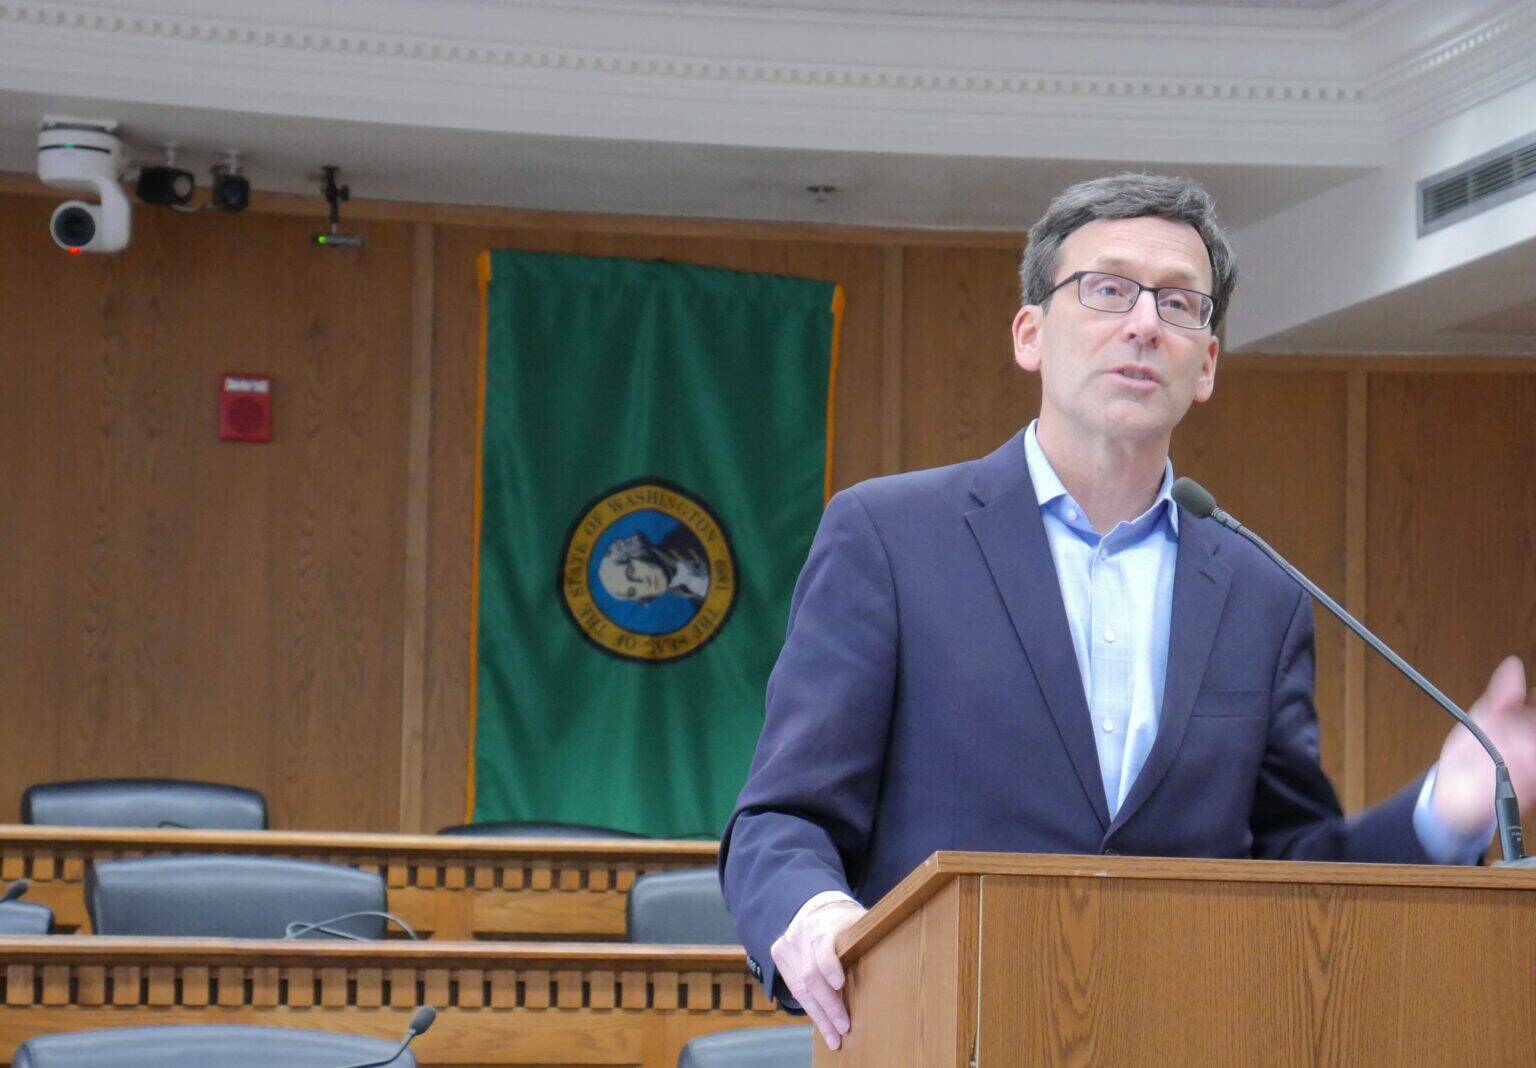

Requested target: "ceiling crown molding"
[
  {"left": 1365, "top": 1, "right": 1536, "bottom": 134},
  {"left": 0, "top": 0, "right": 1528, "bottom": 167}
]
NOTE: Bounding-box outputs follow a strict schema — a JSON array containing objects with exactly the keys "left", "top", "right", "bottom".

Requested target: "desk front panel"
[{"left": 0, "top": 938, "right": 782, "bottom": 1067}]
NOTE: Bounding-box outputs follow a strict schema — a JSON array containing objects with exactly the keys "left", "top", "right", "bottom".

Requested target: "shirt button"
[
  {"left": 1066, "top": 507, "right": 1079, "bottom": 521},
  {"left": 1102, "top": 718, "right": 1115, "bottom": 733},
  {"left": 1103, "top": 627, "right": 1117, "bottom": 643}
]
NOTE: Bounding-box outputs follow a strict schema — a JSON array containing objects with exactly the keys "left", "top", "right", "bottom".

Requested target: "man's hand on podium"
[
  {"left": 771, "top": 897, "right": 867, "bottom": 1051},
  {"left": 1432, "top": 656, "right": 1536, "bottom": 836}
]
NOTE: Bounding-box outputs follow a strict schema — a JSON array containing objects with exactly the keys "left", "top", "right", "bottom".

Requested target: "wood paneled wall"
[
  {"left": 1364, "top": 375, "right": 1536, "bottom": 803},
  {"left": 1, "top": 183, "right": 1532, "bottom": 833},
  {"left": 0, "top": 193, "right": 413, "bottom": 831}
]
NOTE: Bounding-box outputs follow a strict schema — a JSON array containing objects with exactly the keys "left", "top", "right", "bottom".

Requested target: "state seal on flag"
[{"left": 557, "top": 478, "right": 738, "bottom": 664}]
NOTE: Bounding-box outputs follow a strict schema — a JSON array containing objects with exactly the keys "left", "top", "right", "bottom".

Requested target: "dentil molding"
[{"left": 0, "top": 0, "right": 1531, "bottom": 162}]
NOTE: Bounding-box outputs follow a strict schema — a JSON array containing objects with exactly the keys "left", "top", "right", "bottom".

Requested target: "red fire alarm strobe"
[{"left": 219, "top": 373, "right": 273, "bottom": 442}]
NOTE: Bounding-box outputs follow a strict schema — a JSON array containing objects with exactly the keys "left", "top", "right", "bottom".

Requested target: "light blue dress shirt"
[
  {"left": 1022, "top": 422, "right": 1487, "bottom": 861},
  {"left": 1024, "top": 423, "right": 1178, "bottom": 818}
]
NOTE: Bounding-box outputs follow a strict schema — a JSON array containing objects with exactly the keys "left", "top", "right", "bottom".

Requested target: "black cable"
[{"left": 283, "top": 909, "right": 420, "bottom": 942}]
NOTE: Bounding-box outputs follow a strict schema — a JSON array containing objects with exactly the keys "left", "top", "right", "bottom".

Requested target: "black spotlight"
[
  {"left": 136, "top": 164, "right": 196, "bottom": 207},
  {"left": 210, "top": 168, "right": 250, "bottom": 213}
]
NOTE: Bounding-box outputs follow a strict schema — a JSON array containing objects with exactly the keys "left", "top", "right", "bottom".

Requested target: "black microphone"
[
  {"left": 1171, "top": 476, "right": 1533, "bottom": 866},
  {"left": 334, "top": 1006, "right": 436, "bottom": 1068},
  {"left": 1, "top": 878, "right": 29, "bottom": 903}
]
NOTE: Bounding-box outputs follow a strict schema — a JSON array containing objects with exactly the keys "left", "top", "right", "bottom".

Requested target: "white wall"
[{"left": 1227, "top": 75, "right": 1536, "bottom": 354}]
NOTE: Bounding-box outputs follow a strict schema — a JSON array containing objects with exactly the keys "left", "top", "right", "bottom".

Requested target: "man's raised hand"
[{"left": 1432, "top": 656, "right": 1536, "bottom": 836}]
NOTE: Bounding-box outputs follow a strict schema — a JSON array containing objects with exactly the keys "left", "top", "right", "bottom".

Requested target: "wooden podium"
[{"left": 819, "top": 852, "right": 1536, "bottom": 1066}]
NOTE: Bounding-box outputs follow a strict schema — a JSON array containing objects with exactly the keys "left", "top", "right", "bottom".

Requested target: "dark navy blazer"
[{"left": 719, "top": 428, "right": 1430, "bottom": 1000}]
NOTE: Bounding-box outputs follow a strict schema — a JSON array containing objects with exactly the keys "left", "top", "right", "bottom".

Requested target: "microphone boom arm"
[{"left": 1176, "top": 479, "right": 1528, "bottom": 866}]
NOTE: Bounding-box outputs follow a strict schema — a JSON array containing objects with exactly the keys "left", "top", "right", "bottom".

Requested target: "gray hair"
[{"left": 1019, "top": 173, "right": 1237, "bottom": 330}]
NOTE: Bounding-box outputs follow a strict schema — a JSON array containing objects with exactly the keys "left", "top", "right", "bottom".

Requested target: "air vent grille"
[
  {"left": 1420, "top": 132, "right": 1536, "bottom": 236},
  {"left": 1519, "top": 143, "right": 1536, "bottom": 180}
]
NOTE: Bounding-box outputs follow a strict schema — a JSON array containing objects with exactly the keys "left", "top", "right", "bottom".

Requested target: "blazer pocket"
[{"left": 1190, "top": 688, "right": 1269, "bottom": 718}]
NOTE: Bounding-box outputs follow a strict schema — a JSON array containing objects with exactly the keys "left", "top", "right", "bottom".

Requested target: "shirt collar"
[{"left": 1022, "top": 420, "right": 1179, "bottom": 537}]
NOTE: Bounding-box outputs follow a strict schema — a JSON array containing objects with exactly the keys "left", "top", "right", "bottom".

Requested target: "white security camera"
[{"left": 37, "top": 116, "right": 130, "bottom": 253}]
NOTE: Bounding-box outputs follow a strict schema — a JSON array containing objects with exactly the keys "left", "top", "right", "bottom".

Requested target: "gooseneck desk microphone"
[
  {"left": 1171, "top": 476, "right": 1535, "bottom": 867},
  {"left": 335, "top": 1005, "right": 437, "bottom": 1068}
]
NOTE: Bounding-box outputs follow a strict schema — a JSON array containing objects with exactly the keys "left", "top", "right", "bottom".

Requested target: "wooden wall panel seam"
[
  {"left": 1344, "top": 370, "right": 1368, "bottom": 812},
  {"left": 881, "top": 246, "right": 904, "bottom": 475},
  {"left": 399, "top": 222, "right": 436, "bottom": 833}
]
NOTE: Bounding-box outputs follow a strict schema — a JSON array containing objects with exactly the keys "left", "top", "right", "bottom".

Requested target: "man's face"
[{"left": 1012, "top": 216, "right": 1220, "bottom": 447}]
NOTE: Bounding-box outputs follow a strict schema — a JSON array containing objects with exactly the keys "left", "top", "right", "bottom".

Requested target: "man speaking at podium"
[{"left": 718, "top": 173, "right": 1536, "bottom": 1051}]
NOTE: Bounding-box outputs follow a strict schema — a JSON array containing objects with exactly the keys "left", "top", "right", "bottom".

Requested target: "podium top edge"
[
  {"left": 838, "top": 850, "right": 1536, "bottom": 960},
  {"left": 925, "top": 851, "right": 1530, "bottom": 888}
]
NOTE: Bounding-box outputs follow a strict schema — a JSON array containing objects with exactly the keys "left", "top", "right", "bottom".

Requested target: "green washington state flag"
[{"left": 469, "top": 249, "right": 843, "bottom": 838}]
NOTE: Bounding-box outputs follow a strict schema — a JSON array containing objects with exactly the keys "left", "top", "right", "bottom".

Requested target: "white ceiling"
[
  {"left": 733, "top": 0, "right": 1355, "bottom": 6},
  {"left": 654, "top": 0, "right": 1364, "bottom": 12},
  {"left": 2, "top": 0, "right": 1534, "bottom": 349},
  {"left": 0, "top": 0, "right": 1480, "bottom": 228},
  {"left": 0, "top": 90, "right": 1363, "bottom": 233},
  {"left": 1246, "top": 233, "right": 1536, "bottom": 355}
]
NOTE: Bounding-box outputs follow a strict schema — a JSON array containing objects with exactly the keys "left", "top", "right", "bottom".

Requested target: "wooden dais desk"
[
  {"left": 0, "top": 827, "right": 719, "bottom": 939},
  {"left": 0, "top": 937, "right": 784, "bottom": 1067}
]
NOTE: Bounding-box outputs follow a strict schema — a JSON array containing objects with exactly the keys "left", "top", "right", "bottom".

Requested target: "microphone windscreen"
[
  {"left": 1171, "top": 477, "right": 1217, "bottom": 518},
  {"left": 1, "top": 878, "right": 28, "bottom": 903},
  {"left": 409, "top": 1005, "right": 437, "bottom": 1035}
]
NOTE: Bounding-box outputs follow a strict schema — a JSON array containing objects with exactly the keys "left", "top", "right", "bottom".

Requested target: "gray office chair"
[
  {"left": 12, "top": 1024, "right": 415, "bottom": 1067},
  {"left": 626, "top": 868, "right": 738, "bottom": 945},
  {"left": 0, "top": 879, "right": 52, "bottom": 935},
  {"left": 438, "top": 820, "right": 646, "bottom": 838},
  {"left": 86, "top": 855, "right": 389, "bottom": 939},
  {"left": 22, "top": 779, "right": 267, "bottom": 830},
  {"left": 676, "top": 1024, "right": 812, "bottom": 1068}
]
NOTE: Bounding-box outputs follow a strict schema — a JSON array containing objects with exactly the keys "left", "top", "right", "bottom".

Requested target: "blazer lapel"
[
  {"left": 964, "top": 434, "right": 1111, "bottom": 831},
  {"left": 1107, "top": 511, "right": 1233, "bottom": 836}
]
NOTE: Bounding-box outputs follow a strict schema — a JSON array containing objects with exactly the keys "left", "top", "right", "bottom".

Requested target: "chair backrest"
[
  {"left": 86, "top": 855, "right": 386, "bottom": 939},
  {"left": 0, "top": 899, "right": 53, "bottom": 935},
  {"left": 626, "top": 868, "right": 738, "bottom": 945},
  {"left": 437, "top": 820, "right": 646, "bottom": 839},
  {"left": 676, "top": 1025, "right": 812, "bottom": 1068},
  {"left": 12, "top": 1024, "right": 414, "bottom": 1067},
  {"left": 22, "top": 779, "right": 267, "bottom": 830}
]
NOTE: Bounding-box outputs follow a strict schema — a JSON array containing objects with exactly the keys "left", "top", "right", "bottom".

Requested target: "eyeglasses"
[{"left": 1045, "top": 270, "right": 1215, "bottom": 330}]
